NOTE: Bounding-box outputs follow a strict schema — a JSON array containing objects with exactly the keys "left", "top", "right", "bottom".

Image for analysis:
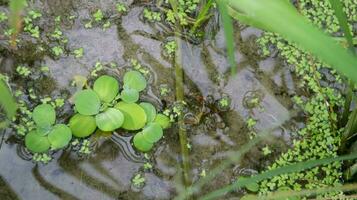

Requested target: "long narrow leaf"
[
  {"left": 328, "top": 0, "right": 354, "bottom": 51},
  {"left": 0, "top": 80, "right": 17, "bottom": 129},
  {"left": 199, "top": 153, "right": 357, "bottom": 200},
  {"left": 217, "top": 0, "right": 237, "bottom": 75},
  {"left": 228, "top": 0, "right": 357, "bottom": 84}
]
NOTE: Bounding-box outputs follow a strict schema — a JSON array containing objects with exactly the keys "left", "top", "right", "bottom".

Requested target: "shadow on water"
[
  {"left": 32, "top": 166, "right": 79, "bottom": 200},
  {"left": 0, "top": 176, "right": 19, "bottom": 200}
]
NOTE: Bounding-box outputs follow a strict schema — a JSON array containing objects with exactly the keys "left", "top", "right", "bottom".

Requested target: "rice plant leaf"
[
  {"left": 217, "top": 0, "right": 237, "bottom": 75},
  {"left": 0, "top": 80, "right": 17, "bottom": 129},
  {"left": 199, "top": 153, "right": 357, "bottom": 200},
  {"left": 227, "top": 0, "right": 357, "bottom": 83}
]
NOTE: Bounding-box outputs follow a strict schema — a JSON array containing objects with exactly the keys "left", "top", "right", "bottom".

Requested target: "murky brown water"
[{"left": 0, "top": 1, "right": 300, "bottom": 199}]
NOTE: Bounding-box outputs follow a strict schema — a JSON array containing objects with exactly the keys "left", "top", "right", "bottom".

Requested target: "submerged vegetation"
[{"left": 2, "top": 0, "right": 357, "bottom": 199}]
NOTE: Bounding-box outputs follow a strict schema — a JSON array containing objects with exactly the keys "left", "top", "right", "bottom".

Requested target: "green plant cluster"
[
  {"left": 24, "top": 104, "right": 72, "bottom": 153},
  {"left": 164, "top": 0, "right": 200, "bottom": 26},
  {"left": 256, "top": 0, "right": 357, "bottom": 197},
  {"left": 13, "top": 68, "right": 171, "bottom": 157},
  {"left": 143, "top": 8, "right": 162, "bottom": 22}
]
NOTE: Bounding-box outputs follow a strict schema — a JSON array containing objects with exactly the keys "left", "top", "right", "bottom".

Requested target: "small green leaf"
[
  {"left": 154, "top": 114, "right": 171, "bottom": 129},
  {"left": 25, "top": 130, "right": 50, "bottom": 153},
  {"left": 133, "top": 132, "right": 153, "bottom": 152},
  {"left": 32, "top": 104, "right": 56, "bottom": 128},
  {"left": 96, "top": 108, "right": 124, "bottom": 131},
  {"left": 142, "top": 122, "right": 163, "bottom": 143},
  {"left": 93, "top": 75, "right": 119, "bottom": 103},
  {"left": 123, "top": 70, "right": 147, "bottom": 92},
  {"left": 139, "top": 102, "right": 157, "bottom": 122},
  {"left": 121, "top": 88, "right": 139, "bottom": 103},
  {"left": 48, "top": 124, "right": 72, "bottom": 149},
  {"left": 115, "top": 102, "right": 147, "bottom": 130},
  {"left": 74, "top": 89, "right": 101, "bottom": 115},
  {"left": 69, "top": 114, "right": 97, "bottom": 138},
  {"left": 36, "top": 126, "right": 52, "bottom": 136}
]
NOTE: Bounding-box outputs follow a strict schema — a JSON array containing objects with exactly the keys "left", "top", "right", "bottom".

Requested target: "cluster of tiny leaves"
[{"left": 257, "top": 0, "right": 357, "bottom": 197}]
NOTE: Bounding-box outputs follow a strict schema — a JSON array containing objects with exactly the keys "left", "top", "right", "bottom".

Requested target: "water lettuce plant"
[
  {"left": 25, "top": 104, "right": 72, "bottom": 153},
  {"left": 69, "top": 71, "right": 171, "bottom": 152}
]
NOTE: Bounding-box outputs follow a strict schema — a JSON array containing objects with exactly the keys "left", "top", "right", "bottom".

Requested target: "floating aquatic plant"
[
  {"left": 69, "top": 71, "right": 171, "bottom": 152},
  {"left": 25, "top": 104, "right": 72, "bottom": 153}
]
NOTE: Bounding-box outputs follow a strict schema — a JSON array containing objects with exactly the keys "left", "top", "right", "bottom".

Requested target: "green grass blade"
[
  {"left": 251, "top": 183, "right": 357, "bottom": 200},
  {"left": 8, "top": 0, "right": 27, "bottom": 47},
  {"left": 328, "top": 0, "right": 354, "bottom": 51},
  {"left": 174, "top": 131, "right": 272, "bottom": 200},
  {"left": 199, "top": 153, "right": 357, "bottom": 200},
  {"left": 227, "top": 0, "right": 357, "bottom": 84},
  {"left": 217, "top": 0, "right": 237, "bottom": 75},
  {"left": 327, "top": 0, "right": 355, "bottom": 128},
  {"left": 0, "top": 80, "right": 17, "bottom": 129},
  {"left": 191, "top": 0, "right": 214, "bottom": 33}
]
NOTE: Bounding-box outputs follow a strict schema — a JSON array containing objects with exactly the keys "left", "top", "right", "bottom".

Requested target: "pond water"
[{"left": 0, "top": 1, "right": 301, "bottom": 199}]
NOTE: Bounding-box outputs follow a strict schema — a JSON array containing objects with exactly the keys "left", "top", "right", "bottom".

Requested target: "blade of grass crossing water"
[
  {"left": 199, "top": 153, "right": 357, "bottom": 200},
  {"left": 9, "top": 0, "right": 27, "bottom": 47},
  {"left": 227, "top": 0, "right": 357, "bottom": 84},
  {"left": 217, "top": 0, "right": 237, "bottom": 75},
  {"left": 0, "top": 80, "right": 17, "bottom": 129},
  {"left": 328, "top": 0, "right": 356, "bottom": 128},
  {"left": 168, "top": 0, "right": 192, "bottom": 189}
]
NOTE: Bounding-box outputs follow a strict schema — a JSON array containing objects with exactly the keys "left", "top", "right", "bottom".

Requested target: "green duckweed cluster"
[{"left": 257, "top": 0, "right": 357, "bottom": 197}]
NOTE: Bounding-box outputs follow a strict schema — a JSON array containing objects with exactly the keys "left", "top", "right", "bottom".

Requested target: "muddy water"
[{"left": 0, "top": 1, "right": 300, "bottom": 199}]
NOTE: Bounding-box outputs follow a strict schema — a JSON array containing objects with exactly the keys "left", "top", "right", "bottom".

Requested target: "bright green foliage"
[
  {"left": 0, "top": 79, "right": 17, "bottom": 129},
  {"left": 140, "top": 102, "right": 157, "bottom": 122},
  {"left": 93, "top": 75, "right": 119, "bottom": 103},
  {"left": 16, "top": 66, "right": 31, "bottom": 77},
  {"left": 164, "top": 41, "right": 177, "bottom": 56},
  {"left": 69, "top": 114, "right": 97, "bottom": 138},
  {"left": 142, "top": 122, "right": 163, "bottom": 143},
  {"left": 115, "top": 102, "right": 147, "bottom": 130},
  {"left": 52, "top": 46, "right": 64, "bottom": 57},
  {"left": 133, "top": 132, "right": 153, "bottom": 152},
  {"left": 93, "top": 9, "right": 104, "bottom": 22},
  {"left": 74, "top": 89, "right": 101, "bottom": 115},
  {"left": 255, "top": 0, "right": 357, "bottom": 197},
  {"left": 143, "top": 8, "right": 161, "bottom": 22},
  {"left": 25, "top": 130, "right": 50, "bottom": 153},
  {"left": 123, "top": 70, "right": 147, "bottom": 92},
  {"left": 32, "top": 104, "right": 56, "bottom": 129},
  {"left": 48, "top": 124, "right": 72, "bottom": 149},
  {"left": 0, "top": 12, "right": 8, "bottom": 22},
  {"left": 132, "top": 173, "right": 146, "bottom": 187},
  {"left": 121, "top": 88, "right": 139, "bottom": 103},
  {"left": 73, "top": 48, "right": 84, "bottom": 58},
  {"left": 116, "top": 3, "right": 127, "bottom": 13},
  {"left": 25, "top": 104, "right": 72, "bottom": 153},
  {"left": 154, "top": 114, "right": 171, "bottom": 129},
  {"left": 95, "top": 108, "right": 124, "bottom": 131}
]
